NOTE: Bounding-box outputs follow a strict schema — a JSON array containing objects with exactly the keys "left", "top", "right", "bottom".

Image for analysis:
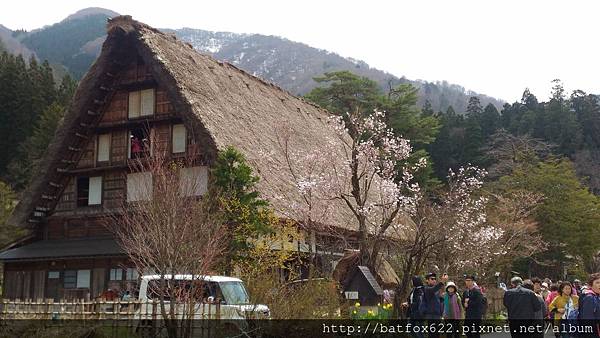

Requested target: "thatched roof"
[
  {"left": 332, "top": 250, "right": 400, "bottom": 289},
  {"left": 10, "top": 16, "right": 360, "bottom": 231}
]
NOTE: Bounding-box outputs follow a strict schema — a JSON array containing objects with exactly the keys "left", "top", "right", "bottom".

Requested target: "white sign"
[{"left": 345, "top": 291, "right": 359, "bottom": 300}]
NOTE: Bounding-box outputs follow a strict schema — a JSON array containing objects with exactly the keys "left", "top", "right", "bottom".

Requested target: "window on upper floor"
[
  {"left": 128, "top": 128, "right": 151, "bottom": 159},
  {"left": 97, "top": 133, "right": 111, "bottom": 163},
  {"left": 172, "top": 124, "right": 187, "bottom": 154},
  {"left": 127, "top": 172, "right": 153, "bottom": 202},
  {"left": 76, "top": 176, "right": 102, "bottom": 207},
  {"left": 179, "top": 166, "right": 208, "bottom": 197},
  {"left": 128, "top": 88, "right": 155, "bottom": 119}
]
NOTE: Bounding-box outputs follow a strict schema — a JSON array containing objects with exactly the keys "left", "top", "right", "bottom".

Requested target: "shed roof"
[
  {"left": 0, "top": 238, "right": 124, "bottom": 261},
  {"left": 356, "top": 266, "right": 384, "bottom": 295}
]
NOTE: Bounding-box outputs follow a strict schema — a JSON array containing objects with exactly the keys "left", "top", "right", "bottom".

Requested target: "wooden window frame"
[
  {"left": 97, "top": 133, "right": 111, "bottom": 163},
  {"left": 172, "top": 124, "right": 187, "bottom": 154},
  {"left": 128, "top": 88, "right": 155, "bottom": 119}
]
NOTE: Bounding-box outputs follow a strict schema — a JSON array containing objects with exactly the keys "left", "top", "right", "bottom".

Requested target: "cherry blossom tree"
[{"left": 275, "top": 110, "right": 425, "bottom": 269}]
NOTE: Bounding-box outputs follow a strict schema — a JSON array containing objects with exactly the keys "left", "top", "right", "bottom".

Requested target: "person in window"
[
  {"left": 142, "top": 138, "right": 149, "bottom": 155},
  {"left": 100, "top": 288, "right": 117, "bottom": 301},
  {"left": 131, "top": 136, "right": 142, "bottom": 158},
  {"left": 122, "top": 290, "right": 132, "bottom": 301}
]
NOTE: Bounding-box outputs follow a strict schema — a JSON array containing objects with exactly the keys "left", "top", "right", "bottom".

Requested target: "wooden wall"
[
  {"left": 45, "top": 217, "right": 111, "bottom": 240},
  {"left": 3, "top": 258, "right": 133, "bottom": 301}
]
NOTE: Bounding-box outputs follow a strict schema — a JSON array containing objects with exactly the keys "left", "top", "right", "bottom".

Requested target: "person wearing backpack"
[
  {"left": 578, "top": 273, "right": 600, "bottom": 337},
  {"left": 463, "top": 274, "right": 485, "bottom": 338},
  {"left": 404, "top": 276, "right": 426, "bottom": 338}
]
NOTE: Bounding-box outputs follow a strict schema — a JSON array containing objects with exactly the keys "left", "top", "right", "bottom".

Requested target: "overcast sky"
[{"left": 2, "top": 0, "right": 599, "bottom": 102}]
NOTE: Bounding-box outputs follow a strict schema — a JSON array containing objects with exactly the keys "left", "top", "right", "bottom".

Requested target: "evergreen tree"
[
  {"left": 429, "top": 105, "right": 467, "bottom": 180},
  {"left": 212, "top": 147, "right": 272, "bottom": 268},
  {"left": 481, "top": 103, "right": 500, "bottom": 139},
  {"left": 463, "top": 97, "right": 485, "bottom": 166},
  {"left": 381, "top": 83, "right": 440, "bottom": 147},
  {"left": 422, "top": 99, "right": 434, "bottom": 116},
  {"left": 304, "top": 71, "right": 380, "bottom": 116},
  {"left": 0, "top": 53, "right": 32, "bottom": 176},
  {"left": 0, "top": 51, "right": 68, "bottom": 187},
  {"left": 496, "top": 158, "right": 600, "bottom": 268},
  {"left": 7, "top": 103, "right": 66, "bottom": 189},
  {"left": 57, "top": 74, "right": 77, "bottom": 107},
  {"left": 466, "top": 96, "right": 483, "bottom": 117}
]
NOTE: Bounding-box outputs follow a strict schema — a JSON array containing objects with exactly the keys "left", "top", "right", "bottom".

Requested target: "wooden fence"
[{"left": 0, "top": 298, "right": 221, "bottom": 320}]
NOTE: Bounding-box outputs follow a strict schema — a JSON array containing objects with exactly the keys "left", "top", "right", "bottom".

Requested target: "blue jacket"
[{"left": 579, "top": 291, "right": 600, "bottom": 320}]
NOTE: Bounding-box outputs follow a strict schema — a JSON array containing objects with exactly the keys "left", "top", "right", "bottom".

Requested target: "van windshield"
[{"left": 220, "top": 281, "right": 250, "bottom": 305}]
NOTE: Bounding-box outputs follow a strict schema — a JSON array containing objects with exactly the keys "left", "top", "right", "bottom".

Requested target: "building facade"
[{"left": 0, "top": 16, "right": 357, "bottom": 300}]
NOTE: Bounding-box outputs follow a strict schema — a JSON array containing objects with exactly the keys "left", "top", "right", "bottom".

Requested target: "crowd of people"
[{"left": 403, "top": 272, "right": 600, "bottom": 338}]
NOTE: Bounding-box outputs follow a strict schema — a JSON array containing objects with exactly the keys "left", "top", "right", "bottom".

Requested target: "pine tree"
[
  {"left": 422, "top": 99, "right": 434, "bottom": 116},
  {"left": 481, "top": 103, "right": 500, "bottom": 139},
  {"left": 7, "top": 103, "right": 66, "bottom": 189},
  {"left": 304, "top": 71, "right": 380, "bottom": 116},
  {"left": 464, "top": 97, "right": 485, "bottom": 166}
]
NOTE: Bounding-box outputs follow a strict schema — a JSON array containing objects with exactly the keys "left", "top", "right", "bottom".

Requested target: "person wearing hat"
[
  {"left": 503, "top": 276, "right": 542, "bottom": 337},
  {"left": 422, "top": 272, "right": 448, "bottom": 338},
  {"left": 443, "top": 281, "right": 463, "bottom": 338},
  {"left": 463, "top": 274, "right": 484, "bottom": 338}
]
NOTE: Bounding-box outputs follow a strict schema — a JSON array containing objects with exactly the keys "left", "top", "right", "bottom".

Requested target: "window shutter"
[
  {"left": 88, "top": 176, "right": 102, "bottom": 205},
  {"left": 127, "top": 172, "right": 153, "bottom": 201},
  {"left": 128, "top": 91, "right": 141, "bottom": 118},
  {"left": 140, "top": 89, "right": 155, "bottom": 116},
  {"left": 97, "top": 134, "right": 111, "bottom": 162},
  {"left": 76, "top": 270, "right": 91, "bottom": 288},
  {"left": 179, "top": 166, "right": 208, "bottom": 196},
  {"left": 172, "top": 124, "right": 186, "bottom": 153}
]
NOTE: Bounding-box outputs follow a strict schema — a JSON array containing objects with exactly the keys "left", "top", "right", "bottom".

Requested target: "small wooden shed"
[{"left": 344, "top": 266, "right": 384, "bottom": 306}]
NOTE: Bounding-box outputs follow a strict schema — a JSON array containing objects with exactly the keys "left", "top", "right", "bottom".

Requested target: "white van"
[{"left": 135, "top": 274, "right": 270, "bottom": 320}]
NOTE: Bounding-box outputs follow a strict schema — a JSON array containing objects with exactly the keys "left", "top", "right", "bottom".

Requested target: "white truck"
[{"left": 135, "top": 274, "right": 270, "bottom": 320}]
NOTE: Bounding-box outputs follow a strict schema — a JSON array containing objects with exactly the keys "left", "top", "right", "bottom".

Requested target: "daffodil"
[{"left": 354, "top": 302, "right": 360, "bottom": 307}]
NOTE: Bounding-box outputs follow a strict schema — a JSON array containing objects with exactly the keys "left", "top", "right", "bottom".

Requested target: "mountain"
[
  {"left": 1, "top": 8, "right": 504, "bottom": 112},
  {"left": 171, "top": 28, "right": 504, "bottom": 112},
  {"left": 0, "top": 25, "right": 35, "bottom": 59},
  {"left": 19, "top": 8, "right": 117, "bottom": 78}
]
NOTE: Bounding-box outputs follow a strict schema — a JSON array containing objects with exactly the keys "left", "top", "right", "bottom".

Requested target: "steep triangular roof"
[{"left": 10, "top": 16, "right": 357, "bottom": 231}]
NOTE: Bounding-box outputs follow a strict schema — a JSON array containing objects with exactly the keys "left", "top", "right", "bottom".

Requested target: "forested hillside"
[{"left": 305, "top": 72, "right": 600, "bottom": 276}]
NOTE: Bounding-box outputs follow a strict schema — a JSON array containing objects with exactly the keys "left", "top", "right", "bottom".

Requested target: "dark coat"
[
  {"left": 503, "top": 285, "right": 542, "bottom": 320},
  {"left": 579, "top": 290, "right": 600, "bottom": 319},
  {"left": 422, "top": 281, "right": 444, "bottom": 319},
  {"left": 578, "top": 291, "right": 600, "bottom": 338},
  {"left": 407, "top": 276, "right": 424, "bottom": 320},
  {"left": 463, "top": 286, "right": 484, "bottom": 319}
]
